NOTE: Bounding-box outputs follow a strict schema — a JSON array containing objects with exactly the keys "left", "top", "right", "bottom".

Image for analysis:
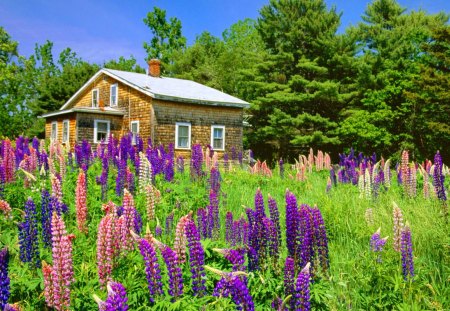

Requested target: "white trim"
[
  {"left": 175, "top": 122, "right": 191, "bottom": 150},
  {"left": 41, "top": 107, "right": 125, "bottom": 118},
  {"left": 51, "top": 121, "right": 58, "bottom": 142},
  {"left": 92, "top": 88, "right": 99, "bottom": 108},
  {"left": 211, "top": 125, "right": 225, "bottom": 151},
  {"left": 130, "top": 121, "right": 139, "bottom": 145},
  {"left": 94, "top": 119, "right": 111, "bottom": 143},
  {"left": 62, "top": 119, "right": 70, "bottom": 143},
  {"left": 110, "top": 83, "right": 118, "bottom": 107}
]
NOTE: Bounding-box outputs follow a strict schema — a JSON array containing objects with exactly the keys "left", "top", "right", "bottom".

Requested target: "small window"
[
  {"left": 211, "top": 125, "right": 225, "bottom": 150},
  {"left": 92, "top": 88, "right": 99, "bottom": 108},
  {"left": 130, "top": 121, "right": 139, "bottom": 145},
  {"left": 175, "top": 122, "right": 191, "bottom": 149},
  {"left": 51, "top": 121, "right": 58, "bottom": 141},
  {"left": 94, "top": 120, "right": 110, "bottom": 143},
  {"left": 110, "top": 84, "right": 118, "bottom": 107},
  {"left": 62, "top": 120, "right": 69, "bottom": 143}
]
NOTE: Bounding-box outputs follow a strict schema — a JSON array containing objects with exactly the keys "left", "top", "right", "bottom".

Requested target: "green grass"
[{"left": 0, "top": 159, "right": 449, "bottom": 310}]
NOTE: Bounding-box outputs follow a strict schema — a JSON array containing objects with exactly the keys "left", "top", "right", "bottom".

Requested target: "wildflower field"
[{"left": 0, "top": 136, "right": 449, "bottom": 310}]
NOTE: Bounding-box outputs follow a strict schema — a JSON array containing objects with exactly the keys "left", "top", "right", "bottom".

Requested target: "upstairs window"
[
  {"left": 51, "top": 121, "right": 58, "bottom": 141},
  {"left": 62, "top": 120, "right": 69, "bottom": 143},
  {"left": 175, "top": 122, "right": 191, "bottom": 149},
  {"left": 94, "top": 120, "right": 110, "bottom": 143},
  {"left": 110, "top": 84, "right": 118, "bottom": 107},
  {"left": 211, "top": 125, "right": 225, "bottom": 150},
  {"left": 92, "top": 88, "right": 99, "bottom": 108},
  {"left": 130, "top": 121, "right": 139, "bottom": 145}
]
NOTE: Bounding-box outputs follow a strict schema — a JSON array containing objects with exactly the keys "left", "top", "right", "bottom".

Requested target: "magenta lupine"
[
  {"left": 0, "top": 247, "right": 10, "bottom": 310},
  {"left": 295, "top": 263, "right": 311, "bottom": 311},
  {"left": 401, "top": 224, "right": 414, "bottom": 281},
  {"left": 159, "top": 244, "right": 184, "bottom": 299},
  {"left": 51, "top": 174, "right": 63, "bottom": 203},
  {"left": 137, "top": 238, "right": 163, "bottom": 303},
  {"left": 97, "top": 212, "right": 118, "bottom": 287},
  {"left": 284, "top": 257, "right": 295, "bottom": 310},
  {"left": 18, "top": 197, "right": 41, "bottom": 267},
  {"left": 185, "top": 219, "right": 206, "bottom": 296},
  {"left": 44, "top": 212, "right": 75, "bottom": 310},
  {"left": 75, "top": 169, "right": 88, "bottom": 233},
  {"left": 94, "top": 281, "right": 129, "bottom": 311}
]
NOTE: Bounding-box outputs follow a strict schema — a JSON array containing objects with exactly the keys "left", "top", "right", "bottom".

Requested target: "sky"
[{"left": 1, "top": 0, "right": 449, "bottom": 69}]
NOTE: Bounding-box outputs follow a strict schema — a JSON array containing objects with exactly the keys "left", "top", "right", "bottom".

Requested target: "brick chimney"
[{"left": 148, "top": 59, "right": 161, "bottom": 77}]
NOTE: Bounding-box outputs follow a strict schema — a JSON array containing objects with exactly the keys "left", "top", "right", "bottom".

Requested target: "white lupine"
[
  {"left": 365, "top": 168, "right": 372, "bottom": 199},
  {"left": 384, "top": 159, "right": 391, "bottom": 188}
]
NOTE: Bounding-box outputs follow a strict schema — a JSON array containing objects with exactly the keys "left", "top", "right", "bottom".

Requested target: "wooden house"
[{"left": 41, "top": 59, "right": 250, "bottom": 156}]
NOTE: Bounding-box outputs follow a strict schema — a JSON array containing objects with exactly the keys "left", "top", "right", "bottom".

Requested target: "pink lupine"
[
  {"left": 2, "top": 139, "right": 15, "bottom": 183},
  {"left": 422, "top": 167, "right": 430, "bottom": 198},
  {"left": 174, "top": 213, "right": 192, "bottom": 265},
  {"left": 119, "top": 189, "right": 137, "bottom": 252},
  {"left": 29, "top": 147, "right": 38, "bottom": 172},
  {"left": 43, "top": 212, "right": 74, "bottom": 310},
  {"left": 59, "top": 155, "right": 66, "bottom": 181},
  {"left": 0, "top": 199, "right": 12, "bottom": 218},
  {"left": 75, "top": 170, "right": 88, "bottom": 233},
  {"left": 51, "top": 174, "right": 63, "bottom": 203},
  {"left": 393, "top": 202, "right": 404, "bottom": 252},
  {"left": 324, "top": 152, "right": 331, "bottom": 170},
  {"left": 97, "top": 213, "right": 117, "bottom": 287}
]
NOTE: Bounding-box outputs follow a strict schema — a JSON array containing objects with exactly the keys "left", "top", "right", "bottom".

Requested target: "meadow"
[{"left": 0, "top": 136, "right": 449, "bottom": 310}]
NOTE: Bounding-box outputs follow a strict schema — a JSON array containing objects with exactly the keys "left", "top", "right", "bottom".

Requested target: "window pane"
[
  {"left": 97, "top": 132, "right": 106, "bottom": 141},
  {"left": 213, "top": 138, "right": 223, "bottom": 149},
  {"left": 178, "top": 137, "right": 188, "bottom": 148},
  {"left": 178, "top": 125, "right": 188, "bottom": 137},
  {"left": 97, "top": 122, "right": 107, "bottom": 132},
  {"left": 214, "top": 128, "right": 223, "bottom": 139},
  {"left": 131, "top": 123, "right": 138, "bottom": 133}
]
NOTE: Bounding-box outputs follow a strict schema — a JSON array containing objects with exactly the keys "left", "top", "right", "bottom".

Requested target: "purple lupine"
[
  {"left": 231, "top": 146, "right": 237, "bottom": 161},
  {"left": 116, "top": 159, "right": 126, "bottom": 197},
  {"left": 223, "top": 153, "right": 229, "bottom": 172},
  {"left": 155, "top": 224, "right": 162, "bottom": 237},
  {"left": 190, "top": 144, "right": 203, "bottom": 180},
  {"left": 295, "top": 263, "right": 311, "bottom": 311},
  {"left": 40, "top": 151, "right": 49, "bottom": 172},
  {"left": 197, "top": 208, "right": 208, "bottom": 240},
  {"left": 133, "top": 208, "right": 143, "bottom": 235},
  {"left": 41, "top": 189, "right": 52, "bottom": 248},
  {"left": 230, "top": 276, "right": 255, "bottom": 311},
  {"left": 285, "top": 191, "right": 299, "bottom": 258},
  {"left": 165, "top": 212, "right": 174, "bottom": 236},
  {"left": 311, "top": 206, "right": 329, "bottom": 272},
  {"left": 185, "top": 220, "right": 206, "bottom": 296},
  {"left": 297, "top": 205, "right": 314, "bottom": 271},
  {"left": 160, "top": 245, "right": 183, "bottom": 298},
  {"left": 224, "top": 248, "right": 246, "bottom": 272},
  {"left": 279, "top": 158, "right": 284, "bottom": 179},
  {"left": 401, "top": 224, "right": 414, "bottom": 281},
  {"left": 209, "top": 166, "right": 221, "bottom": 194},
  {"left": 0, "top": 164, "right": 5, "bottom": 198},
  {"left": 225, "top": 211, "right": 234, "bottom": 243},
  {"left": 125, "top": 167, "right": 135, "bottom": 194},
  {"left": 96, "top": 156, "right": 109, "bottom": 201},
  {"left": 247, "top": 247, "right": 259, "bottom": 272},
  {"left": 14, "top": 136, "right": 25, "bottom": 168},
  {"left": 102, "top": 281, "right": 129, "bottom": 311},
  {"left": 164, "top": 143, "right": 175, "bottom": 182},
  {"left": 330, "top": 168, "right": 337, "bottom": 186},
  {"left": 0, "top": 247, "right": 10, "bottom": 310},
  {"left": 263, "top": 217, "right": 279, "bottom": 259},
  {"left": 208, "top": 190, "right": 220, "bottom": 239},
  {"left": 433, "top": 151, "right": 447, "bottom": 202},
  {"left": 138, "top": 239, "right": 163, "bottom": 303},
  {"left": 284, "top": 257, "right": 295, "bottom": 310},
  {"left": 18, "top": 198, "right": 41, "bottom": 267},
  {"left": 238, "top": 151, "right": 243, "bottom": 167},
  {"left": 213, "top": 276, "right": 232, "bottom": 298},
  {"left": 268, "top": 195, "right": 281, "bottom": 249}
]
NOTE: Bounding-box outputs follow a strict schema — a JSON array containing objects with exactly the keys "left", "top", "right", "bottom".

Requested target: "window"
[
  {"left": 130, "top": 121, "right": 139, "bottom": 145},
  {"left": 51, "top": 121, "right": 58, "bottom": 141},
  {"left": 62, "top": 120, "right": 69, "bottom": 143},
  {"left": 110, "top": 84, "right": 118, "bottom": 107},
  {"left": 175, "top": 122, "right": 191, "bottom": 149},
  {"left": 92, "top": 88, "right": 99, "bottom": 107},
  {"left": 94, "top": 120, "right": 110, "bottom": 143},
  {"left": 211, "top": 125, "right": 225, "bottom": 150}
]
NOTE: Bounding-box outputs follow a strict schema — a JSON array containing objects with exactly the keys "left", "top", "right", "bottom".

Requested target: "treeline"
[{"left": 1, "top": 0, "right": 449, "bottom": 163}]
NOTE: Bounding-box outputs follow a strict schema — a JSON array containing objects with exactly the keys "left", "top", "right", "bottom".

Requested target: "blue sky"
[{"left": 1, "top": 0, "right": 449, "bottom": 68}]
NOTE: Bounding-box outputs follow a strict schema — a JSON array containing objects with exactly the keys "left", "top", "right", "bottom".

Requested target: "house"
[{"left": 41, "top": 59, "right": 250, "bottom": 157}]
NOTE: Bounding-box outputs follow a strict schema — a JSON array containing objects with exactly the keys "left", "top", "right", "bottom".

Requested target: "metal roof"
[{"left": 60, "top": 68, "right": 250, "bottom": 110}]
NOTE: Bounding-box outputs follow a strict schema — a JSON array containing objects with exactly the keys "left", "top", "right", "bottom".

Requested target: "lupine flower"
[
  {"left": 285, "top": 190, "right": 298, "bottom": 258},
  {"left": 297, "top": 205, "right": 313, "bottom": 271},
  {"left": 209, "top": 166, "right": 221, "bottom": 194},
  {"left": 41, "top": 190, "right": 53, "bottom": 247},
  {"left": 160, "top": 244, "right": 183, "bottom": 299},
  {"left": 267, "top": 195, "right": 281, "bottom": 248},
  {"left": 97, "top": 213, "right": 118, "bottom": 287},
  {"left": 116, "top": 159, "right": 127, "bottom": 197},
  {"left": 125, "top": 167, "right": 135, "bottom": 194},
  {"left": 433, "top": 151, "right": 447, "bottom": 203},
  {"left": 401, "top": 223, "right": 414, "bottom": 281},
  {"left": 18, "top": 198, "right": 41, "bottom": 267},
  {"left": 176, "top": 156, "right": 184, "bottom": 173},
  {"left": 263, "top": 217, "right": 279, "bottom": 259},
  {"left": 43, "top": 212, "right": 75, "bottom": 310},
  {"left": 197, "top": 208, "right": 208, "bottom": 240},
  {"left": 137, "top": 238, "right": 163, "bottom": 303},
  {"left": 0, "top": 164, "right": 5, "bottom": 198},
  {"left": 51, "top": 174, "right": 63, "bottom": 203},
  {"left": 284, "top": 257, "right": 295, "bottom": 310},
  {"left": 225, "top": 211, "right": 234, "bottom": 243},
  {"left": 311, "top": 206, "right": 329, "bottom": 272},
  {"left": 2, "top": 139, "right": 15, "bottom": 183},
  {"left": 75, "top": 170, "right": 88, "bottom": 233},
  {"left": 208, "top": 190, "right": 220, "bottom": 239},
  {"left": 279, "top": 158, "right": 284, "bottom": 179},
  {"left": 94, "top": 281, "right": 129, "bottom": 311},
  {"left": 138, "top": 153, "right": 152, "bottom": 193},
  {"left": 119, "top": 189, "right": 137, "bottom": 252},
  {"left": 163, "top": 144, "right": 174, "bottom": 182},
  {"left": 190, "top": 144, "right": 203, "bottom": 180},
  {"left": 174, "top": 214, "right": 191, "bottom": 265},
  {"left": 185, "top": 219, "right": 206, "bottom": 296},
  {"left": 370, "top": 228, "right": 388, "bottom": 262},
  {"left": 295, "top": 262, "right": 311, "bottom": 311},
  {"left": 393, "top": 202, "right": 404, "bottom": 252},
  {"left": 238, "top": 151, "right": 243, "bottom": 166},
  {"left": 145, "top": 184, "right": 160, "bottom": 221},
  {"left": 0, "top": 247, "right": 10, "bottom": 310},
  {"left": 247, "top": 247, "right": 259, "bottom": 272},
  {"left": 0, "top": 199, "right": 11, "bottom": 218}
]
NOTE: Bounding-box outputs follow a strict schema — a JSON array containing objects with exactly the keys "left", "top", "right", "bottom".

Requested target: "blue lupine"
[
  {"left": 116, "top": 159, "right": 126, "bottom": 197},
  {"left": 160, "top": 245, "right": 183, "bottom": 298},
  {"left": 197, "top": 208, "right": 208, "bottom": 240},
  {"left": 401, "top": 225, "right": 414, "bottom": 281},
  {"left": 18, "top": 198, "right": 41, "bottom": 267},
  {"left": 41, "top": 189, "right": 52, "bottom": 248},
  {"left": 138, "top": 239, "right": 163, "bottom": 303},
  {"left": 185, "top": 220, "right": 206, "bottom": 296},
  {"left": 312, "top": 207, "right": 329, "bottom": 272},
  {"left": 285, "top": 191, "right": 299, "bottom": 258},
  {"left": 268, "top": 195, "right": 281, "bottom": 248},
  {"left": 190, "top": 144, "right": 203, "bottom": 180},
  {"left": 284, "top": 257, "right": 295, "bottom": 310},
  {"left": 295, "top": 263, "right": 311, "bottom": 311},
  {"left": 0, "top": 247, "right": 10, "bottom": 310}
]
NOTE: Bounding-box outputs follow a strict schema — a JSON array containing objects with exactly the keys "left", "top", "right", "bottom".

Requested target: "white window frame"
[
  {"left": 94, "top": 119, "right": 111, "bottom": 143},
  {"left": 211, "top": 125, "right": 225, "bottom": 151},
  {"left": 92, "top": 88, "right": 99, "bottom": 108},
  {"left": 110, "top": 84, "right": 118, "bottom": 107},
  {"left": 51, "top": 121, "right": 58, "bottom": 142},
  {"left": 62, "top": 119, "right": 69, "bottom": 144},
  {"left": 130, "top": 121, "right": 139, "bottom": 145},
  {"left": 175, "top": 122, "right": 191, "bottom": 150}
]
